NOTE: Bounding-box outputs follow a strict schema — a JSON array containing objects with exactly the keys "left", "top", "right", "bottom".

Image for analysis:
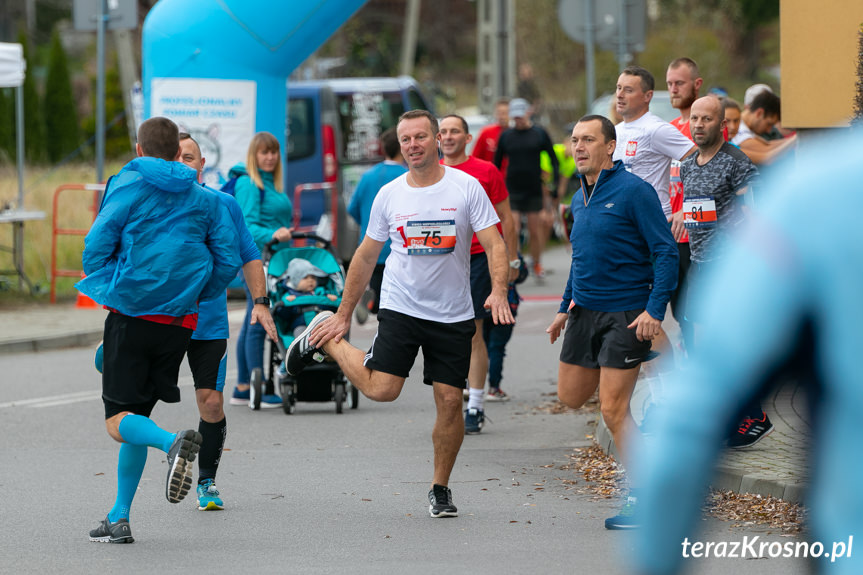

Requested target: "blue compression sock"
[
  {"left": 118, "top": 414, "right": 176, "bottom": 453},
  {"left": 107, "top": 443, "right": 147, "bottom": 523}
]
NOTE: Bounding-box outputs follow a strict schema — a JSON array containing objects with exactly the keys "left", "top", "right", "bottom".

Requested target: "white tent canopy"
[{"left": 0, "top": 42, "right": 25, "bottom": 88}]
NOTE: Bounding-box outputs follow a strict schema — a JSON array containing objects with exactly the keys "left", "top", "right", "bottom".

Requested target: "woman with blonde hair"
[{"left": 228, "top": 131, "right": 293, "bottom": 408}]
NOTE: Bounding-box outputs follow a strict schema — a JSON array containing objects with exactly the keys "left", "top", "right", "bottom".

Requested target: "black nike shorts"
[{"left": 559, "top": 306, "right": 651, "bottom": 369}]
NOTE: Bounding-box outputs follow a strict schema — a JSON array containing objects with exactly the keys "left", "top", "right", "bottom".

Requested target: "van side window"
[{"left": 287, "top": 98, "right": 315, "bottom": 161}]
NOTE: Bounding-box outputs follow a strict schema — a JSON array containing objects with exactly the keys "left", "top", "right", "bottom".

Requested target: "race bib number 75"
[{"left": 398, "top": 220, "right": 457, "bottom": 255}]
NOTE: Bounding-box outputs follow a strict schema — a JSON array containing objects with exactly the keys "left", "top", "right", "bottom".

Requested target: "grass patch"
[{"left": 0, "top": 160, "right": 128, "bottom": 303}]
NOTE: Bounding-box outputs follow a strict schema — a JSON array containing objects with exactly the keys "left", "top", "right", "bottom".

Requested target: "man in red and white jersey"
[{"left": 440, "top": 114, "right": 519, "bottom": 433}]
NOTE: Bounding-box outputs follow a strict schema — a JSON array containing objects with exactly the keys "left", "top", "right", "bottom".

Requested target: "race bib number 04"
[
  {"left": 399, "top": 220, "right": 457, "bottom": 255},
  {"left": 682, "top": 196, "right": 717, "bottom": 229}
]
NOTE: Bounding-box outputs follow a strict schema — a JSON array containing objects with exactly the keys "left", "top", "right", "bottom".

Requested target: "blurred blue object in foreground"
[{"left": 632, "top": 132, "right": 863, "bottom": 575}]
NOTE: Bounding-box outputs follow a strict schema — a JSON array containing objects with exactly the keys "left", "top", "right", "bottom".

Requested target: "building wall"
[{"left": 781, "top": 1, "right": 863, "bottom": 128}]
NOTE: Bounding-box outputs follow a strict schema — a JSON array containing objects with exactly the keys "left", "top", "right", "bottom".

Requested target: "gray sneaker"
[
  {"left": 166, "top": 430, "right": 202, "bottom": 504},
  {"left": 89, "top": 516, "right": 134, "bottom": 543}
]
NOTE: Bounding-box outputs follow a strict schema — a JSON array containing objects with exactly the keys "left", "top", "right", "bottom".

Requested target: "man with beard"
[
  {"left": 663, "top": 57, "right": 702, "bottom": 359},
  {"left": 671, "top": 96, "right": 769, "bottom": 449}
]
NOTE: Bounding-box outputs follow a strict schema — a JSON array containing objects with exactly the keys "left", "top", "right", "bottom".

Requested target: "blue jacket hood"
[
  {"left": 77, "top": 157, "right": 242, "bottom": 318},
  {"left": 125, "top": 156, "right": 198, "bottom": 192}
]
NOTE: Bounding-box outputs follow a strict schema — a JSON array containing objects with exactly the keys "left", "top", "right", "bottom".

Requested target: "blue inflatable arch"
[{"left": 142, "top": 0, "right": 367, "bottom": 187}]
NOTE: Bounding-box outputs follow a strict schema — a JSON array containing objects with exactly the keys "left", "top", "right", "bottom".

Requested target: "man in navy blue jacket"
[{"left": 546, "top": 115, "right": 677, "bottom": 530}]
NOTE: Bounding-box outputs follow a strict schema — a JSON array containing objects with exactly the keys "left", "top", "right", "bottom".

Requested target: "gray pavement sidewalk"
[
  {"left": 0, "top": 243, "right": 812, "bottom": 504},
  {"left": 0, "top": 303, "right": 107, "bottom": 353}
]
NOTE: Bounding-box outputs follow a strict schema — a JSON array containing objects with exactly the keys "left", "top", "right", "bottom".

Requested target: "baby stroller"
[{"left": 251, "top": 232, "right": 359, "bottom": 414}]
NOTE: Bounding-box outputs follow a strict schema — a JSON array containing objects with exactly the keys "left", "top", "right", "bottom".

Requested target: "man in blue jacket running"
[
  {"left": 178, "top": 133, "right": 277, "bottom": 511},
  {"left": 79, "top": 117, "right": 241, "bottom": 543},
  {"left": 546, "top": 115, "right": 678, "bottom": 530}
]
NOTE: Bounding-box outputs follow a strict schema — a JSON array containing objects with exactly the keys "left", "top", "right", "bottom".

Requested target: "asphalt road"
[{"left": 0, "top": 296, "right": 808, "bottom": 575}]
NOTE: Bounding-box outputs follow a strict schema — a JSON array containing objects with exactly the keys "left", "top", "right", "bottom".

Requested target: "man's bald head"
[{"left": 691, "top": 95, "right": 724, "bottom": 122}]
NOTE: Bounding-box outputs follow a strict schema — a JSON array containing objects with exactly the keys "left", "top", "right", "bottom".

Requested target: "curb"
[
  {"left": 594, "top": 418, "right": 804, "bottom": 503},
  {"left": 594, "top": 380, "right": 807, "bottom": 504},
  {"left": 0, "top": 330, "right": 103, "bottom": 355}
]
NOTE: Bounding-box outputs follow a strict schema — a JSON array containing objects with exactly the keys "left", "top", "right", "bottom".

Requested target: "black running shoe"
[
  {"left": 464, "top": 407, "right": 485, "bottom": 434},
  {"left": 166, "top": 430, "right": 202, "bottom": 503},
  {"left": 89, "top": 516, "right": 134, "bottom": 543},
  {"left": 428, "top": 484, "right": 458, "bottom": 518},
  {"left": 285, "top": 311, "right": 334, "bottom": 376},
  {"left": 728, "top": 412, "right": 774, "bottom": 449}
]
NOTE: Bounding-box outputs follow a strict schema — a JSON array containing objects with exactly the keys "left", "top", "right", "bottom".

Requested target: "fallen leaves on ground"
[
  {"left": 557, "top": 444, "right": 804, "bottom": 534},
  {"left": 705, "top": 490, "right": 804, "bottom": 534},
  {"left": 531, "top": 390, "right": 600, "bottom": 415}
]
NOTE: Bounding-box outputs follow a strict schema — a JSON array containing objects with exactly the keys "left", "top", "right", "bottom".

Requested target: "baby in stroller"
[
  {"left": 261, "top": 241, "right": 354, "bottom": 414},
  {"left": 274, "top": 258, "right": 339, "bottom": 338}
]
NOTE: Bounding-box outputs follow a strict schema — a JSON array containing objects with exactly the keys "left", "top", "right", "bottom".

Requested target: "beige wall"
[{"left": 781, "top": 1, "right": 863, "bottom": 128}]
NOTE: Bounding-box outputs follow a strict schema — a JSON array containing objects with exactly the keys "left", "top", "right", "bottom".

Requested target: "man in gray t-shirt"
[
  {"left": 671, "top": 96, "right": 770, "bottom": 450},
  {"left": 673, "top": 96, "right": 758, "bottom": 263}
]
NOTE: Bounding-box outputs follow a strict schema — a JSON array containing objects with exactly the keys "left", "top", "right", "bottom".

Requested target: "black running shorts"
[
  {"left": 470, "top": 252, "right": 492, "bottom": 320},
  {"left": 363, "top": 309, "right": 475, "bottom": 388},
  {"left": 559, "top": 306, "right": 651, "bottom": 369},
  {"left": 509, "top": 192, "right": 543, "bottom": 213},
  {"left": 101, "top": 312, "right": 193, "bottom": 419},
  {"left": 187, "top": 338, "right": 228, "bottom": 392}
]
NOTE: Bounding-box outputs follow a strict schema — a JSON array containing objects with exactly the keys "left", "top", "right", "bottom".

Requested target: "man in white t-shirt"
[
  {"left": 613, "top": 65, "right": 696, "bottom": 216},
  {"left": 285, "top": 110, "right": 514, "bottom": 519},
  {"left": 612, "top": 65, "right": 696, "bottom": 380}
]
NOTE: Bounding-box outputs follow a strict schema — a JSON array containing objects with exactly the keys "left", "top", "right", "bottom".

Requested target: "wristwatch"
[
  {"left": 509, "top": 259, "right": 522, "bottom": 269},
  {"left": 253, "top": 296, "right": 270, "bottom": 306}
]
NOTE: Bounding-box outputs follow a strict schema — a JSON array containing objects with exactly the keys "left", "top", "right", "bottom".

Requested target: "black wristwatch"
[{"left": 253, "top": 296, "right": 270, "bottom": 306}]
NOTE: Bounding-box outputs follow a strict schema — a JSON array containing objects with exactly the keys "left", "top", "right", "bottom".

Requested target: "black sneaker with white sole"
[
  {"left": 728, "top": 412, "right": 774, "bottom": 449},
  {"left": 285, "top": 311, "right": 334, "bottom": 376},
  {"left": 166, "top": 429, "right": 202, "bottom": 503},
  {"left": 428, "top": 484, "right": 458, "bottom": 518},
  {"left": 89, "top": 516, "right": 134, "bottom": 543}
]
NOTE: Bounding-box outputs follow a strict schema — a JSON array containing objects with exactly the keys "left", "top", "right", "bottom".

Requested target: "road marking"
[
  {"left": 0, "top": 372, "right": 236, "bottom": 409},
  {"left": 0, "top": 390, "right": 98, "bottom": 409}
]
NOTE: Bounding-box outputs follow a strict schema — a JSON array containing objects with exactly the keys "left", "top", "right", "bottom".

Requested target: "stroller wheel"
[
  {"left": 250, "top": 368, "right": 263, "bottom": 411},
  {"left": 280, "top": 381, "right": 295, "bottom": 415},
  {"left": 334, "top": 382, "right": 345, "bottom": 414}
]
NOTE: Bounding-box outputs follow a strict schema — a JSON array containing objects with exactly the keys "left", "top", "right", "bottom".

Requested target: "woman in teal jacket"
[{"left": 230, "top": 132, "right": 293, "bottom": 408}]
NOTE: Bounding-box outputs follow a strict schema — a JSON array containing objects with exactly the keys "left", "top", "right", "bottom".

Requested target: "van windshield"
[{"left": 336, "top": 91, "right": 406, "bottom": 163}]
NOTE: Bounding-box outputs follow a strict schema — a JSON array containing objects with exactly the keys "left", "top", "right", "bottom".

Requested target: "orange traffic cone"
[{"left": 76, "top": 273, "right": 99, "bottom": 309}]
